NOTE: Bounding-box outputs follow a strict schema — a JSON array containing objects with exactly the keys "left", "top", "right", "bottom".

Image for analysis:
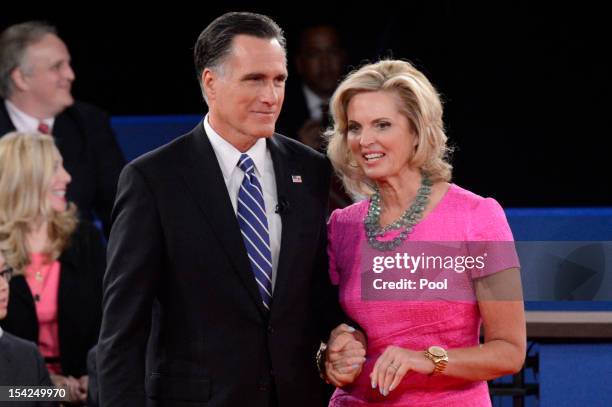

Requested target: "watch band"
[
  {"left": 424, "top": 345, "right": 448, "bottom": 375},
  {"left": 316, "top": 342, "right": 329, "bottom": 382}
]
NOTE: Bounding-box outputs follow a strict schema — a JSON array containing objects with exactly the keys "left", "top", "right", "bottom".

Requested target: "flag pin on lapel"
[{"left": 292, "top": 175, "right": 302, "bottom": 183}]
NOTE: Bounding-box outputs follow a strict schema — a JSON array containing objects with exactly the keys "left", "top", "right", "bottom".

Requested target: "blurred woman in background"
[{"left": 0, "top": 132, "right": 105, "bottom": 404}]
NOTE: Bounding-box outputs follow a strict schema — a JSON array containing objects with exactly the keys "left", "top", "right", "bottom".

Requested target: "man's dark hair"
[{"left": 194, "top": 12, "right": 286, "bottom": 87}]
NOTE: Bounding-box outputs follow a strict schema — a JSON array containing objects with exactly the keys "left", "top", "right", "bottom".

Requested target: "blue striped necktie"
[{"left": 236, "top": 154, "right": 273, "bottom": 310}]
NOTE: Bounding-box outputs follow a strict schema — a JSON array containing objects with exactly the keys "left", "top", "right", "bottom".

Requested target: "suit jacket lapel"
[
  {"left": 9, "top": 276, "right": 36, "bottom": 317},
  {"left": 0, "top": 100, "right": 16, "bottom": 135},
  {"left": 0, "top": 333, "right": 14, "bottom": 371},
  {"left": 267, "top": 136, "right": 303, "bottom": 315},
  {"left": 179, "top": 122, "right": 268, "bottom": 318},
  {"left": 50, "top": 112, "right": 70, "bottom": 152}
]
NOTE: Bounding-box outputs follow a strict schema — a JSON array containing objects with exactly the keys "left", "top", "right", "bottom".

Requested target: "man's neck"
[
  {"left": 7, "top": 94, "right": 55, "bottom": 120},
  {"left": 207, "top": 114, "right": 258, "bottom": 153}
]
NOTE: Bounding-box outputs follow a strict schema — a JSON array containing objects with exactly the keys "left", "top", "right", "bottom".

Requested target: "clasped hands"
[
  {"left": 324, "top": 323, "right": 367, "bottom": 387},
  {"left": 324, "top": 325, "right": 435, "bottom": 396},
  {"left": 50, "top": 373, "right": 88, "bottom": 404}
]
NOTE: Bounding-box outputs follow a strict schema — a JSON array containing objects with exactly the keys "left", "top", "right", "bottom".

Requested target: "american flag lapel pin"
[{"left": 291, "top": 175, "right": 302, "bottom": 183}]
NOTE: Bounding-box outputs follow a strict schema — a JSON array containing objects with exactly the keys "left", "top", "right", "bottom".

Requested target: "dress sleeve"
[{"left": 469, "top": 197, "right": 520, "bottom": 279}]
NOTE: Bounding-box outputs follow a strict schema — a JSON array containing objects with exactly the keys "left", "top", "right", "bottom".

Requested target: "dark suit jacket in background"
[
  {"left": 276, "top": 83, "right": 353, "bottom": 212},
  {"left": 275, "top": 82, "right": 310, "bottom": 141},
  {"left": 0, "top": 331, "right": 57, "bottom": 406},
  {"left": 0, "top": 221, "right": 106, "bottom": 377},
  {"left": 97, "top": 122, "right": 344, "bottom": 407},
  {"left": 0, "top": 100, "right": 126, "bottom": 237}
]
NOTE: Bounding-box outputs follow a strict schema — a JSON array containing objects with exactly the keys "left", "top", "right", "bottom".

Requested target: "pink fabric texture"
[
  {"left": 327, "top": 184, "right": 519, "bottom": 406},
  {"left": 24, "top": 253, "right": 61, "bottom": 374}
]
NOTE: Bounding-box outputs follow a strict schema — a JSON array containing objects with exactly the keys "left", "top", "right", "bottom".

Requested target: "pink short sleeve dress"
[{"left": 327, "top": 184, "right": 519, "bottom": 407}]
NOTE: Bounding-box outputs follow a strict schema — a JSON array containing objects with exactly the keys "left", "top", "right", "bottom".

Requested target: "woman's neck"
[
  {"left": 27, "top": 220, "right": 49, "bottom": 253},
  {"left": 376, "top": 167, "right": 422, "bottom": 226}
]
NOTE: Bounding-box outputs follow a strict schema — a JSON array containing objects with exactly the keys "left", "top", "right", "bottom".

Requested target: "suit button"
[{"left": 267, "top": 325, "right": 274, "bottom": 334}]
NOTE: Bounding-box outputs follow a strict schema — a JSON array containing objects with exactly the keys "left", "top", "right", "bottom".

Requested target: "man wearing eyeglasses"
[{"left": 0, "top": 256, "right": 56, "bottom": 406}]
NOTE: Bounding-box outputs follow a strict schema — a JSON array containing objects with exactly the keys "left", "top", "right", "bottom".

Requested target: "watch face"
[{"left": 429, "top": 346, "right": 446, "bottom": 357}]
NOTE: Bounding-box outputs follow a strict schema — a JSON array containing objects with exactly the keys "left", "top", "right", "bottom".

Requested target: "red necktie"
[{"left": 37, "top": 122, "right": 50, "bottom": 134}]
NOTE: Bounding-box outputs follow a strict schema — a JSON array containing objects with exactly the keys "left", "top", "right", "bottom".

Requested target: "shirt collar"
[
  {"left": 5, "top": 100, "right": 55, "bottom": 133},
  {"left": 302, "top": 85, "right": 328, "bottom": 119},
  {"left": 203, "top": 114, "right": 267, "bottom": 180},
  {"left": 0, "top": 325, "right": 3, "bottom": 339}
]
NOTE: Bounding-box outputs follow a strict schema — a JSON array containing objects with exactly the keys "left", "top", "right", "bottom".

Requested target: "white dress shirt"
[
  {"left": 5, "top": 100, "right": 55, "bottom": 133},
  {"left": 302, "top": 85, "right": 328, "bottom": 121},
  {"left": 204, "top": 115, "right": 282, "bottom": 290}
]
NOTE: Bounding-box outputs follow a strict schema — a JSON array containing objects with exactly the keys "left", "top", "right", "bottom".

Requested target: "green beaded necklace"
[{"left": 365, "top": 173, "right": 433, "bottom": 251}]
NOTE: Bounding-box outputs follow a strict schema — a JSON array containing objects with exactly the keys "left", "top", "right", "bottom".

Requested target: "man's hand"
[
  {"left": 51, "top": 373, "right": 88, "bottom": 403},
  {"left": 324, "top": 323, "right": 367, "bottom": 387},
  {"left": 77, "top": 375, "right": 89, "bottom": 401}
]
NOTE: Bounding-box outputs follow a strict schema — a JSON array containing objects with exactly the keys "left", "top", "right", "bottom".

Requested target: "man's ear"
[
  {"left": 202, "top": 68, "right": 216, "bottom": 102},
  {"left": 10, "top": 67, "right": 29, "bottom": 92}
]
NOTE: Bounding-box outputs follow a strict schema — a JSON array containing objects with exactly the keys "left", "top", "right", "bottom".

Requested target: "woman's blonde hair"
[
  {"left": 326, "top": 59, "right": 452, "bottom": 196},
  {"left": 0, "top": 132, "right": 77, "bottom": 273}
]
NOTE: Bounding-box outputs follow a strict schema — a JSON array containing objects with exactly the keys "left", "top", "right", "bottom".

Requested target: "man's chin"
[
  {"left": 61, "top": 94, "right": 75, "bottom": 108},
  {"left": 51, "top": 96, "right": 75, "bottom": 116},
  {"left": 253, "top": 125, "right": 276, "bottom": 138}
]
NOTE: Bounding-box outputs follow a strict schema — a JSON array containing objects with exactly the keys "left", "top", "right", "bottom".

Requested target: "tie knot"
[
  {"left": 37, "top": 122, "right": 50, "bottom": 135},
  {"left": 238, "top": 154, "right": 255, "bottom": 175}
]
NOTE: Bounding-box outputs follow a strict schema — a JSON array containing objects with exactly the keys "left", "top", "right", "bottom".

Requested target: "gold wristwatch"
[{"left": 424, "top": 345, "right": 448, "bottom": 375}]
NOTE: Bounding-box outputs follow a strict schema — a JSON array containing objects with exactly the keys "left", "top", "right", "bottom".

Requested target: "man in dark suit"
[
  {"left": 97, "top": 12, "right": 364, "bottom": 407},
  {"left": 0, "top": 21, "right": 125, "bottom": 237},
  {"left": 1, "top": 257, "right": 56, "bottom": 407},
  {"left": 276, "top": 24, "right": 347, "bottom": 150}
]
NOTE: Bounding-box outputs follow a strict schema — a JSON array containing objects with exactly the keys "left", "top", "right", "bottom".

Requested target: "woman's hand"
[
  {"left": 325, "top": 323, "right": 367, "bottom": 387},
  {"left": 370, "top": 345, "right": 435, "bottom": 396}
]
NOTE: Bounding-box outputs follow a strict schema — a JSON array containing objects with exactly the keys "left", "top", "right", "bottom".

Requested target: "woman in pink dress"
[
  {"left": 322, "top": 60, "right": 526, "bottom": 406},
  {"left": 0, "top": 132, "right": 106, "bottom": 404}
]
